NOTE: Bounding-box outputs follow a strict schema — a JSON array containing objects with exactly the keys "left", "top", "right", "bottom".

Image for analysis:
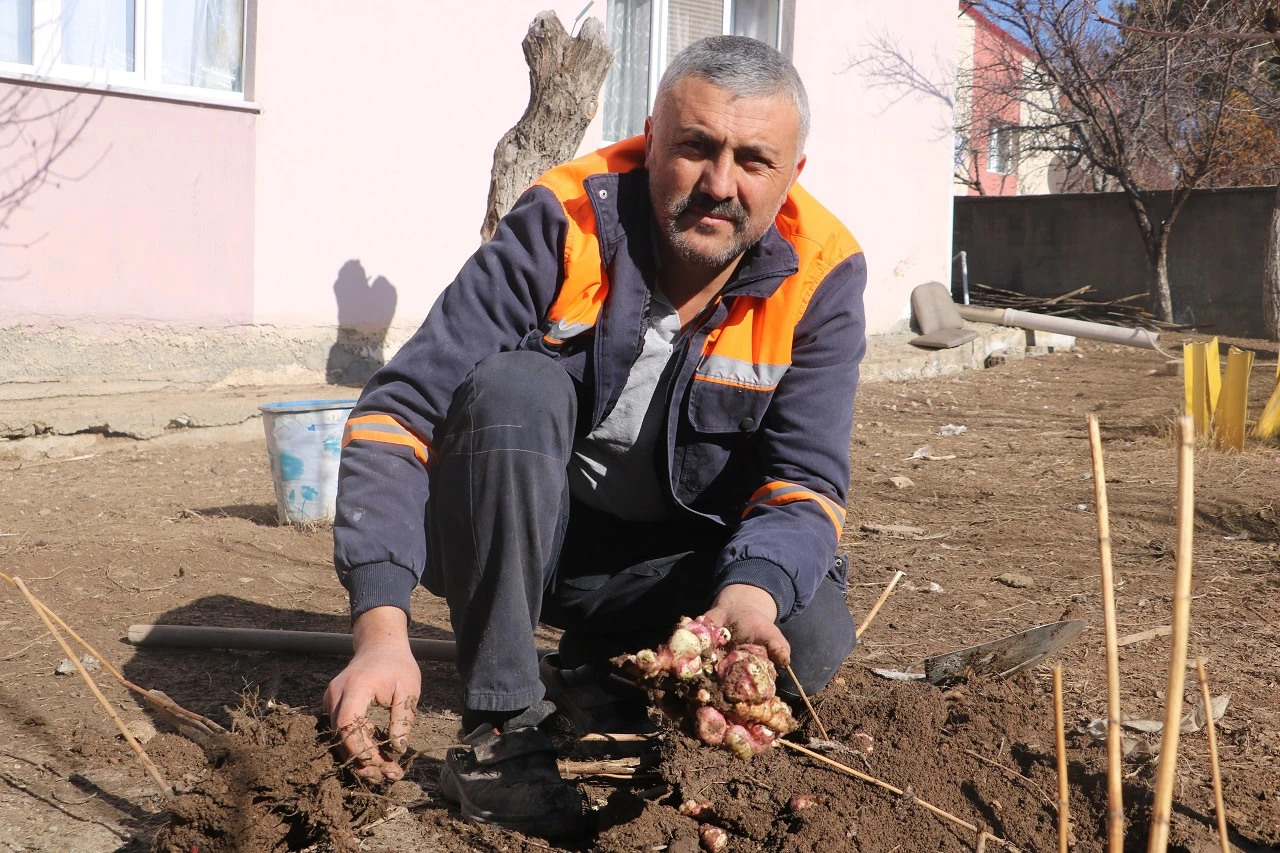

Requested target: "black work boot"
[
  {"left": 539, "top": 653, "right": 657, "bottom": 737},
  {"left": 439, "top": 700, "right": 584, "bottom": 839}
]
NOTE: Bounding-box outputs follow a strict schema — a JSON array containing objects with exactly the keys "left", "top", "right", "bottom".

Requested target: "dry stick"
[
  {"left": 780, "top": 740, "right": 1020, "bottom": 851},
  {"left": 785, "top": 663, "right": 830, "bottom": 741},
  {"left": 1087, "top": 415, "right": 1126, "bottom": 853},
  {"left": 0, "top": 572, "right": 223, "bottom": 738},
  {"left": 1147, "top": 415, "right": 1196, "bottom": 853},
  {"left": 11, "top": 577, "right": 173, "bottom": 798},
  {"left": 1195, "top": 659, "right": 1231, "bottom": 853},
  {"left": 857, "top": 570, "right": 906, "bottom": 638},
  {"left": 1052, "top": 666, "right": 1070, "bottom": 853}
]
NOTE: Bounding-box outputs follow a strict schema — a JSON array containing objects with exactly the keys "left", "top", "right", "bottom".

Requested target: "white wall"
[{"left": 793, "top": 2, "right": 959, "bottom": 333}]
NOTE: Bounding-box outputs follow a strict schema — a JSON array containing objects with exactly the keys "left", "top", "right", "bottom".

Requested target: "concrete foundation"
[{"left": 0, "top": 323, "right": 1029, "bottom": 460}]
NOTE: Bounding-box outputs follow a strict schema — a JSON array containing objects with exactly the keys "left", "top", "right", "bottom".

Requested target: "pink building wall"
[
  {"left": 962, "top": 4, "right": 1028, "bottom": 196},
  {"left": 797, "top": 2, "right": 958, "bottom": 333},
  {"left": 250, "top": 0, "right": 606, "bottom": 331},
  {"left": 0, "top": 84, "right": 255, "bottom": 327},
  {"left": 0, "top": 0, "right": 959, "bottom": 371}
]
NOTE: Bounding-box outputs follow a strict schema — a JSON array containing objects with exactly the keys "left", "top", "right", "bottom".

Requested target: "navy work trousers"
[{"left": 422, "top": 351, "right": 856, "bottom": 714}]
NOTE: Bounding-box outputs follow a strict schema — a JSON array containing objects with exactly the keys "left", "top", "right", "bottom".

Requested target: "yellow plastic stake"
[
  {"left": 1184, "top": 343, "right": 1208, "bottom": 437},
  {"left": 1252, "top": 367, "right": 1280, "bottom": 439},
  {"left": 1205, "top": 337, "right": 1222, "bottom": 418},
  {"left": 1217, "top": 346, "right": 1254, "bottom": 452}
]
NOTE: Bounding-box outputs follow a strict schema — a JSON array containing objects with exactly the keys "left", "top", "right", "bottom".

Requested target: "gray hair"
[{"left": 656, "top": 35, "right": 810, "bottom": 155}]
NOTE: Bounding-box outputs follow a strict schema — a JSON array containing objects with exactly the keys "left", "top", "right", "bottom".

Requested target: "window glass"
[
  {"left": 162, "top": 0, "right": 243, "bottom": 91},
  {"left": 0, "top": 0, "right": 32, "bottom": 64},
  {"left": 604, "top": 0, "right": 651, "bottom": 142},
  {"left": 731, "top": 0, "right": 777, "bottom": 46},
  {"left": 665, "top": 0, "right": 722, "bottom": 65},
  {"left": 988, "top": 123, "right": 1017, "bottom": 175},
  {"left": 61, "top": 0, "right": 134, "bottom": 71}
]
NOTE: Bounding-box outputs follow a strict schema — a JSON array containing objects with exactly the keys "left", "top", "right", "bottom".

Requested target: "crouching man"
[{"left": 324, "top": 34, "right": 866, "bottom": 840}]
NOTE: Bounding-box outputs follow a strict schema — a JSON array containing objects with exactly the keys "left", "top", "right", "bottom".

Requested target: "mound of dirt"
[
  {"left": 153, "top": 702, "right": 383, "bottom": 853},
  {"left": 590, "top": 668, "right": 1228, "bottom": 853}
]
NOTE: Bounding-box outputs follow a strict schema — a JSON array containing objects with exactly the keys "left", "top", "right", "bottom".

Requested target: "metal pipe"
[
  {"left": 953, "top": 250, "right": 970, "bottom": 305},
  {"left": 126, "top": 624, "right": 558, "bottom": 662},
  {"left": 957, "top": 305, "right": 1160, "bottom": 350}
]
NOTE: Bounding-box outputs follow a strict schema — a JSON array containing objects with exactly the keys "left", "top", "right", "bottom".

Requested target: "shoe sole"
[{"left": 440, "top": 750, "right": 585, "bottom": 840}]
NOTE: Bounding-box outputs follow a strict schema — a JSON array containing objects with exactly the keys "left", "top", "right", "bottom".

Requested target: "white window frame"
[
  {"left": 645, "top": 0, "right": 785, "bottom": 116},
  {"left": 988, "top": 122, "right": 1018, "bottom": 176},
  {"left": 0, "top": 0, "right": 254, "bottom": 109}
]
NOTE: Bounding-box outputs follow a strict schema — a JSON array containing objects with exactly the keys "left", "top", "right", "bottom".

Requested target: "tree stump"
[{"left": 480, "top": 11, "right": 614, "bottom": 242}]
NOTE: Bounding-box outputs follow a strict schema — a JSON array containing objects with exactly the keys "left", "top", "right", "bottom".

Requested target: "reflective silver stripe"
[
  {"left": 344, "top": 421, "right": 410, "bottom": 437},
  {"left": 546, "top": 319, "right": 594, "bottom": 341},
  {"left": 695, "top": 354, "right": 789, "bottom": 388},
  {"left": 745, "top": 484, "right": 846, "bottom": 523}
]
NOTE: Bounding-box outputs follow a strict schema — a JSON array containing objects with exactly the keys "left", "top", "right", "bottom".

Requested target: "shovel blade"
[{"left": 924, "top": 619, "right": 1087, "bottom": 685}]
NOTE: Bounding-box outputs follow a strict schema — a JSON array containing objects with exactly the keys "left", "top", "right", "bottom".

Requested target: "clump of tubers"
[{"left": 615, "top": 616, "right": 797, "bottom": 759}]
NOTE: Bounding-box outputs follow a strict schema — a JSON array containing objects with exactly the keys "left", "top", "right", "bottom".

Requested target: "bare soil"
[{"left": 0, "top": 337, "right": 1277, "bottom": 852}]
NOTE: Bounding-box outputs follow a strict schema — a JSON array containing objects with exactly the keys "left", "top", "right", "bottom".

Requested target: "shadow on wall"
[{"left": 326, "top": 259, "right": 398, "bottom": 386}]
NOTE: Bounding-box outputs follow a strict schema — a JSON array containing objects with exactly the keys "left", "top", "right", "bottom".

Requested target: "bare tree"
[
  {"left": 978, "top": 0, "right": 1276, "bottom": 322},
  {"left": 480, "top": 11, "right": 613, "bottom": 242},
  {"left": 1095, "top": 1, "right": 1280, "bottom": 339},
  {"left": 852, "top": 1, "right": 1274, "bottom": 324}
]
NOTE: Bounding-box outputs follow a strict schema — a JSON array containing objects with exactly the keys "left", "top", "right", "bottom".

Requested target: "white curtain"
[
  {"left": 665, "top": 0, "right": 722, "bottom": 65},
  {"left": 604, "top": 0, "right": 652, "bottom": 142},
  {"left": 0, "top": 0, "right": 31, "bottom": 63},
  {"left": 61, "top": 0, "right": 134, "bottom": 70},
  {"left": 731, "top": 0, "right": 778, "bottom": 46},
  {"left": 162, "top": 0, "right": 243, "bottom": 91}
]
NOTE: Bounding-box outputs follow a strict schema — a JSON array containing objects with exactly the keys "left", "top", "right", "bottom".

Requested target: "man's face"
[{"left": 645, "top": 75, "right": 806, "bottom": 269}]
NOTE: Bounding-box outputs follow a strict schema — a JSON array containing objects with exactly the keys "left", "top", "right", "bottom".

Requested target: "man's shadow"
[
  {"left": 326, "top": 260, "right": 398, "bottom": 387},
  {"left": 119, "top": 595, "right": 460, "bottom": 724}
]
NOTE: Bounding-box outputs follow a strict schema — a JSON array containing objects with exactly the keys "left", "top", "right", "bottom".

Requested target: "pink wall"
[
  {"left": 250, "top": 0, "right": 606, "bottom": 330},
  {"left": 964, "top": 5, "right": 1026, "bottom": 196},
  {"left": 794, "top": 2, "right": 959, "bottom": 333},
  {"left": 0, "top": 83, "right": 255, "bottom": 327}
]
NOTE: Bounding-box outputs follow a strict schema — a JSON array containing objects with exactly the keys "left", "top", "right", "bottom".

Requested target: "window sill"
[{"left": 0, "top": 70, "right": 261, "bottom": 113}]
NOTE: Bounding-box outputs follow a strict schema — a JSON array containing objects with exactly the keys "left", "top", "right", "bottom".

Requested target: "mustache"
[{"left": 669, "top": 192, "right": 747, "bottom": 227}]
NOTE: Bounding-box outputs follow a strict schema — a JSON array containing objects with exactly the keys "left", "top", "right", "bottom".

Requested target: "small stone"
[
  {"left": 54, "top": 655, "right": 100, "bottom": 675},
  {"left": 124, "top": 719, "right": 157, "bottom": 744},
  {"left": 996, "top": 573, "right": 1034, "bottom": 589},
  {"left": 888, "top": 476, "right": 914, "bottom": 489}
]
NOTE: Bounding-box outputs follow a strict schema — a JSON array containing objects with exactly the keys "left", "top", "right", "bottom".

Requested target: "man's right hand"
[{"left": 323, "top": 606, "right": 421, "bottom": 782}]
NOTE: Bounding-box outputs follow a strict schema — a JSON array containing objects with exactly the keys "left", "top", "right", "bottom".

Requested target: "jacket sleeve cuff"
[
  {"left": 715, "top": 558, "right": 797, "bottom": 622},
  {"left": 344, "top": 561, "right": 419, "bottom": 622}
]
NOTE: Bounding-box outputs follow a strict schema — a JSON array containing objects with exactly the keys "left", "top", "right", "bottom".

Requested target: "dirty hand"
[
  {"left": 701, "top": 584, "right": 790, "bottom": 668},
  {"left": 323, "top": 606, "right": 421, "bottom": 782}
]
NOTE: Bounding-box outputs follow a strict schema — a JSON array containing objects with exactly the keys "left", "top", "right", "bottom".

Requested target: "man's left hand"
[{"left": 701, "top": 584, "right": 790, "bottom": 668}]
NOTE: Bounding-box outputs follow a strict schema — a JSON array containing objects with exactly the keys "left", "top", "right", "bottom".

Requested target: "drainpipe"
[{"left": 956, "top": 305, "right": 1160, "bottom": 351}]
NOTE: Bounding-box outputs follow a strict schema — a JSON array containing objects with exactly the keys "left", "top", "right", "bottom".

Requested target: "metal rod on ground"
[
  {"left": 1053, "top": 666, "right": 1070, "bottom": 853},
  {"left": 1087, "top": 415, "right": 1126, "bottom": 853},
  {"left": 785, "top": 663, "right": 829, "bottom": 741},
  {"left": 1147, "top": 415, "right": 1196, "bottom": 853},
  {"left": 126, "top": 623, "right": 555, "bottom": 661},
  {"left": 857, "top": 571, "right": 905, "bottom": 639},
  {"left": 1195, "top": 659, "right": 1231, "bottom": 853},
  {"left": 13, "top": 577, "right": 173, "bottom": 798},
  {"left": 779, "top": 740, "right": 1020, "bottom": 850}
]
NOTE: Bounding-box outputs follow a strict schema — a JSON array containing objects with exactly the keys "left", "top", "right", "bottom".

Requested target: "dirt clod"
[{"left": 153, "top": 702, "right": 382, "bottom": 853}]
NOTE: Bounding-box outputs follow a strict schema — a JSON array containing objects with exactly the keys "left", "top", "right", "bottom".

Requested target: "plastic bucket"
[{"left": 259, "top": 399, "right": 357, "bottom": 524}]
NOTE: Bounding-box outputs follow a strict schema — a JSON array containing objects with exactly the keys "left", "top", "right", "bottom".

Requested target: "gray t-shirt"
[{"left": 567, "top": 288, "right": 680, "bottom": 521}]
